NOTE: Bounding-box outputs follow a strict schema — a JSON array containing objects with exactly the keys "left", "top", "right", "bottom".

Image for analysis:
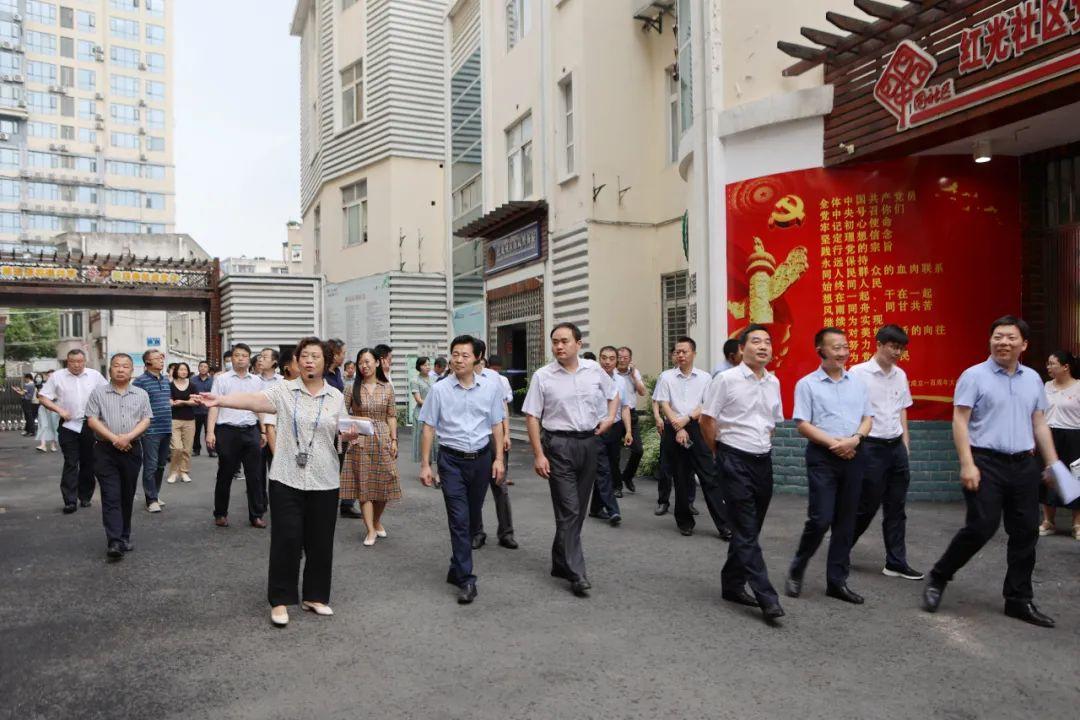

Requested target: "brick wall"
[{"left": 772, "top": 420, "right": 962, "bottom": 502}]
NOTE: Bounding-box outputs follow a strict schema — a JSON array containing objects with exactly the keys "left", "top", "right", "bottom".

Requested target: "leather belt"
[
  {"left": 972, "top": 446, "right": 1034, "bottom": 463},
  {"left": 863, "top": 436, "right": 904, "bottom": 446},
  {"left": 440, "top": 442, "right": 491, "bottom": 460},
  {"left": 545, "top": 429, "right": 595, "bottom": 439}
]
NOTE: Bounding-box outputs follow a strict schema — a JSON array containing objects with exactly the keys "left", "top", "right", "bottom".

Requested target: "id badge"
[{"left": 296, "top": 452, "right": 309, "bottom": 468}]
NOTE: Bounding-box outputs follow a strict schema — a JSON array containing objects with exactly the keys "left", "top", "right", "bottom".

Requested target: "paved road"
[{"left": 1, "top": 430, "right": 1077, "bottom": 720}]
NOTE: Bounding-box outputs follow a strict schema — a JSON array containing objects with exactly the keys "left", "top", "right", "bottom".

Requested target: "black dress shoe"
[
  {"left": 590, "top": 508, "right": 612, "bottom": 521},
  {"left": 79, "top": 499, "right": 92, "bottom": 508},
  {"left": 826, "top": 584, "right": 865, "bottom": 604},
  {"left": 721, "top": 589, "right": 759, "bottom": 607},
  {"left": 761, "top": 603, "right": 785, "bottom": 624},
  {"left": 571, "top": 578, "right": 591, "bottom": 597},
  {"left": 689, "top": 502, "right": 700, "bottom": 516},
  {"left": 717, "top": 527, "right": 733, "bottom": 542},
  {"left": 679, "top": 527, "right": 693, "bottom": 536},
  {"left": 62, "top": 504, "right": 77, "bottom": 514},
  {"left": 207, "top": 452, "right": 218, "bottom": 458},
  {"left": 922, "top": 581, "right": 945, "bottom": 613},
  {"left": 654, "top": 503, "right": 669, "bottom": 516},
  {"left": 192, "top": 450, "right": 201, "bottom": 457},
  {"left": 457, "top": 581, "right": 477, "bottom": 604},
  {"left": 106, "top": 541, "right": 124, "bottom": 559},
  {"left": 471, "top": 534, "right": 486, "bottom": 550},
  {"left": 614, "top": 489, "right": 624, "bottom": 498},
  {"left": 339, "top": 504, "right": 363, "bottom": 518},
  {"left": 784, "top": 574, "right": 802, "bottom": 598},
  {"left": 121, "top": 540, "right": 134, "bottom": 552},
  {"left": 498, "top": 536, "right": 518, "bottom": 549},
  {"left": 609, "top": 513, "right": 622, "bottom": 527},
  {"left": 624, "top": 478, "right": 636, "bottom": 493},
  {"left": 1004, "top": 601, "right": 1055, "bottom": 628}
]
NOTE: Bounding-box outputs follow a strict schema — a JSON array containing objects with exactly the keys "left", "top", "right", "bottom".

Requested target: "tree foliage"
[{"left": 4, "top": 310, "right": 59, "bottom": 362}]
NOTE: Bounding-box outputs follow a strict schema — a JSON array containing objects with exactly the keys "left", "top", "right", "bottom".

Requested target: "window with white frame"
[
  {"left": 0, "top": 51, "right": 19, "bottom": 73},
  {"left": 27, "top": 1, "right": 56, "bottom": 25},
  {"left": 340, "top": 60, "right": 362, "bottom": 128},
  {"left": 147, "top": 136, "right": 164, "bottom": 151},
  {"left": 559, "top": 75, "right": 574, "bottom": 176},
  {"left": 109, "top": 17, "right": 139, "bottom": 41},
  {"left": 505, "top": 0, "right": 530, "bottom": 51},
  {"left": 506, "top": 113, "right": 532, "bottom": 201},
  {"left": 666, "top": 68, "right": 679, "bottom": 163},
  {"left": 77, "top": 69, "right": 95, "bottom": 90},
  {"left": 661, "top": 270, "right": 689, "bottom": 362},
  {"left": 26, "top": 31, "right": 57, "bottom": 56},
  {"left": 676, "top": 0, "right": 692, "bottom": 133},
  {"left": 110, "top": 102, "right": 139, "bottom": 125},
  {"left": 111, "top": 74, "right": 138, "bottom": 97},
  {"left": 77, "top": 40, "right": 95, "bottom": 61},
  {"left": 145, "top": 0, "right": 165, "bottom": 18},
  {"left": 146, "top": 80, "right": 165, "bottom": 101},
  {"left": 146, "top": 24, "right": 165, "bottom": 46},
  {"left": 147, "top": 108, "right": 164, "bottom": 130},
  {"left": 146, "top": 52, "right": 164, "bottom": 74},
  {"left": 76, "top": 10, "right": 95, "bottom": 32},
  {"left": 27, "top": 60, "right": 57, "bottom": 85},
  {"left": 110, "top": 131, "right": 138, "bottom": 149},
  {"left": 341, "top": 180, "right": 367, "bottom": 246},
  {"left": 110, "top": 46, "right": 139, "bottom": 69},
  {"left": 0, "top": 84, "right": 19, "bottom": 108}
]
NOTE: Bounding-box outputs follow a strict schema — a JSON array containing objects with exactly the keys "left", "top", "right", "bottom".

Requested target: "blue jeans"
[
  {"left": 438, "top": 446, "right": 494, "bottom": 586},
  {"left": 141, "top": 433, "right": 171, "bottom": 505}
]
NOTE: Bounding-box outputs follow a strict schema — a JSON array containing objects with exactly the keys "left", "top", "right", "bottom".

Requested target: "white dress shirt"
[
  {"left": 522, "top": 358, "right": 616, "bottom": 432},
  {"left": 257, "top": 372, "right": 284, "bottom": 427},
  {"left": 38, "top": 367, "right": 107, "bottom": 432},
  {"left": 652, "top": 366, "right": 711, "bottom": 418},
  {"left": 210, "top": 370, "right": 264, "bottom": 427},
  {"left": 702, "top": 363, "right": 784, "bottom": 454},
  {"left": 849, "top": 357, "right": 912, "bottom": 440},
  {"left": 478, "top": 367, "right": 514, "bottom": 404}
]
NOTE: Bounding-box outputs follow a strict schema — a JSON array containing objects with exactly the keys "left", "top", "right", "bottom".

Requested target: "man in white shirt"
[
  {"left": 711, "top": 338, "right": 743, "bottom": 377},
  {"left": 849, "top": 325, "right": 923, "bottom": 581},
  {"left": 523, "top": 322, "right": 618, "bottom": 597},
  {"left": 37, "top": 349, "right": 107, "bottom": 513},
  {"left": 653, "top": 336, "right": 731, "bottom": 539},
  {"left": 615, "top": 346, "right": 646, "bottom": 494},
  {"left": 257, "top": 347, "right": 284, "bottom": 501},
  {"left": 472, "top": 351, "right": 517, "bottom": 550},
  {"left": 701, "top": 325, "right": 785, "bottom": 624},
  {"left": 589, "top": 346, "right": 632, "bottom": 524}
]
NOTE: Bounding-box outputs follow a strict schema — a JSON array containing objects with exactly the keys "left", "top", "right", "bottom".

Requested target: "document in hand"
[
  {"left": 1047, "top": 460, "right": 1080, "bottom": 505},
  {"left": 338, "top": 417, "right": 375, "bottom": 435}
]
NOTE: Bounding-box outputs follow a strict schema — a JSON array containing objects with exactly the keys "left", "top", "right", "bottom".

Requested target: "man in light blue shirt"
[
  {"left": 923, "top": 316, "right": 1060, "bottom": 628},
  {"left": 711, "top": 338, "right": 743, "bottom": 377},
  {"left": 786, "top": 327, "right": 873, "bottom": 605},
  {"left": 419, "top": 335, "right": 506, "bottom": 605}
]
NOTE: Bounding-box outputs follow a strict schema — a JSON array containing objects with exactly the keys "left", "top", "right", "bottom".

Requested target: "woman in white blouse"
[
  {"left": 1041, "top": 350, "right": 1080, "bottom": 540},
  {"left": 197, "top": 337, "right": 362, "bottom": 627}
]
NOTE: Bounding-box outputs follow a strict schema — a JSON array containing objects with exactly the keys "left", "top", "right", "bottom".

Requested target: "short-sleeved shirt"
[
  {"left": 189, "top": 374, "right": 214, "bottom": 416},
  {"left": 132, "top": 371, "right": 173, "bottom": 436},
  {"left": 170, "top": 382, "right": 195, "bottom": 421},
  {"left": 792, "top": 367, "right": 872, "bottom": 438},
  {"left": 210, "top": 370, "right": 263, "bottom": 427},
  {"left": 418, "top": 372, "right": 505, "bottom": 453},
  {"left": 653, "top": 367, "right": 712, "bottom": 418},
  {"left": 257, "top": 373, "right": 283, "bottom": 427},
  {"left": 478, "top": 368, "right": 513, "bottom": 404},
  {"left": 522, "top": 358, "right": 617, "bottom": 432},
  {"left": 850, "top": 358, "right": 913, "bottom": 440},
  {"left": 954, "top": 358, "right": 1048, "bottom": 454},
  {"left": 410, "top": 373, "right": 433, "bottom": 402},
  {"left": 1045, "top": 380, "right": 1080, "bottom": 430},
  {"left": 261, "top": 378, "right": 346, "bottom": 492},
  {"left": 84, "top": 383, "right": 153, "bottom": 441},
  {"left": 22, "top": 381, "right": 36, "bottom": 402},
  {"left": 703, "top": 363, "right": 784, "bottom": 454},
  {"left": 39, "top": 367, "right": 108, "bottom": 433},
  {"left": 613, "top": 372, "right": 636, "bottom": 410}
]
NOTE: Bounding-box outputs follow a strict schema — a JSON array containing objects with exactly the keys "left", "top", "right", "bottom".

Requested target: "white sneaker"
[
  {"left": 165, "top": 473, "right": 178, "bottom": 484},
  {"left": 147, "top": 501, "right": 162, "bottom": 513},
  {"left": 181, "top": 473, "right": 192, "bottom": 483},
  {"left": 157, "top": 499, "right": 166, "bottom": 507}
]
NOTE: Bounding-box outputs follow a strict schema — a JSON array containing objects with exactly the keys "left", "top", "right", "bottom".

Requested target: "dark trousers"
[
  {"left": 21, "top": 400, "right": 36, "bottom": 434},
  {"left": 95, "top": 440, "right": 142, "bottom": 544},
  {"left": 589, "top": 427, "right": 622, "bottom": 516},
  {"left": 439, "top": 446, "right": 494, "bottom": 585},
  {"left": 852, "top": 439, "right": 911, "bottom": 568},
  {"left": 718, "top": 444, "right": 778, "bottom": 605},
  {"left": 59, "top": 424, "right": 96, "bottom": 506},
  {"left": 474, "top": 466, "right": 514, "bottom": 542},
  {"left": 657, "top": 431, "right": 696, "bottom": 505},
  {"left": 790, "top": 443, "right": 865, "bottom": 587},
  {"left": 192, "top": 414, "right": 207, "bottom": 454},
  {"left": 618, "top": 413, "right": 644, "bottom": 489},
  {"left": 267, "top": 480, "right": 339, "bottom": 606},
  {"left": 140, "top": 432, "right": 170, "bottom": 505},
  {"left": 543, "top": 432, "right": 597, "bottom": 582},
  {"left": 213, "top": 424, "right": 266, "bottom": 522},
  {"left": 664, "top": 421, "right": 727, "bottom": 533},
  {"left": 931, "top": 451, "right": 1040, "bottom": 602}
]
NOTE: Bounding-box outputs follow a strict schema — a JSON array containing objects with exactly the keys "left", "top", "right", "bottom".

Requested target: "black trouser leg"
[
  {"left": 22, "top": 400, "right": 36, "bottom": 434},
  {"left": 657, "top": 429, "right": 673, "bottom": 504},
  {"left": 790, "top": 444, "right": 863, "bottom": 586},
  {"left": 58, "top": 426, "right": 81, "bottom": 506},
  {"left": 589, "top": 435, "right": 620, "bottom": 516},
  {"left": 268, "top": 480, "right": 303, "bottom": 606},
  {"left": 853, "top": 441, "right": 912, "bottom": 568},
  {"left": 489, "top": 474, "right": 514, "bottom": 540},
  {"left": 237, "top": 426, "right": 266, "bottom": 522},
  {"left": 621, "top": 413, "right": 643, "bottom": 485},
  {"left": 442, "top": 449, "right": 492, "bottom": 585},
  {"left": 77, "top": 423, "right": 97, "bottom": 503},
  {"left": 604, "top": 422, "right": 624, "bottom": 493},
  {"left": 192, "top": 415, "right": 205, "bottom": 454},
  {"left": 301, "top": 485, "right": 339, "bottom": 603},
  {"left": 545, "top": 434, "right": 596, "bottom": 582},
  {"left": 95, "top": 443, "right": 123, "bottom": 544},
  {"left": 719, "top": 447, "right": 778, "bottom": 605},
  {"left": 671, "top": 422, "right": 726, "bottom": 532},
  {"left": 214, "top": 425, "right": 254, "bottom": 518}
]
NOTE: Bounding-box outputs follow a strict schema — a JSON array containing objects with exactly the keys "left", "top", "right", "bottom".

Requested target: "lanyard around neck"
[{"left": 292, "top": 390, "right": 326, "bottom": 455}]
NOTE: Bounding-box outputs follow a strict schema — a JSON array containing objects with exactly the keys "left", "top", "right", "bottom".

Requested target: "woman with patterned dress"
[
  {"left": 1040, "top": 350, "right": 1080, "bottom": 540},
  {"left": 341, "top": 348, "right": 401, "bottom": 546}
]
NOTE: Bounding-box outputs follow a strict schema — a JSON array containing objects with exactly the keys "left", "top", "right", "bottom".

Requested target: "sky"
[{"left": 174, "top": 0, "right": 301, "bottom": 260}]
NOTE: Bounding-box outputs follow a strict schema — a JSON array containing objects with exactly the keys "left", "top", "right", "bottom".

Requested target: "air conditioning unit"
[
  {"left": 11, "top": 74, "right": 22, "bottom": 83},
  {"left": 16, "top": 99, "right": 26, "bottom": 108},
  {"left": 94, "top": 92, "right": 103, "bottom": 100},
  {"left": 94, "top": 113, "right": 103, "bottom": 121},
  {"left": 0, "top": 42, "right": 11, "bottom": 50},
  {"left": 94, "top": 144, "right": 101, "bottom": 152},
  {"left": 139, "top": 153, "right": 147, "bottom": 161},
  {"left": 34, "top": 203, "right": 43, "bottom": 211},
  {"left": 93, "top": 45, "right": 103, "bottom": 53},
  {"left": 58, "top": 144, "right": 68, "bottom": 153},
  {"left": 95, "top": 121, "right": 104, "bottom": 130},
  {"left": 48, "top": 143, "right": 58, "bottom": 151},
  {"left": 0, "top": 132, "right": 8, "bottom": 141},
  {"left": 11, "top": 13, "right": 20, "bottom": 23},
  {"left": 1, "top": 74, "right": 9, "bottom": 82},
  {"left": 137, "top": 127, "right": 145, "bottom": 135},
  {"left": 138, "top": 63, "right": 147, "bottom": 71},
  {"left": 137, "top": 99, "right": 146, "bottom": 107},
  {"left": 48, "top": 85, "right": 61, "bottom": 93}
]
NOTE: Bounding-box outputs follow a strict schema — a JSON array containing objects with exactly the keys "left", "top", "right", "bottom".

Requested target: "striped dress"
[{"left": 339, "top": 380, "right": 401, "bottom": 502}]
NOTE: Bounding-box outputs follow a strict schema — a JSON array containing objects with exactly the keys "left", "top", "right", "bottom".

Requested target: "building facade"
[
  {"left": 449, "top": 0, "right": 691, "bottom": 392},
  {"left": 0, "top": 0, "right": 175, "bottom": 251}
]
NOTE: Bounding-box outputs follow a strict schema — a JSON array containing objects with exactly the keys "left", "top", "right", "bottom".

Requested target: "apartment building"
[
  {"left": 290, "top": 0, "right": 450, "bottom": 393},
  {"left": 0, "top": 0, "right": 174, "bottom": 249},
  {"left": 448, "top": 0, "right": 690, "bottom": 388}
]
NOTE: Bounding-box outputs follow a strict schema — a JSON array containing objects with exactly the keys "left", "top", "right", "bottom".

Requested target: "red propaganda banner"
[{"left": 726, "top": 156, "right": 1021, "bottom": 421}]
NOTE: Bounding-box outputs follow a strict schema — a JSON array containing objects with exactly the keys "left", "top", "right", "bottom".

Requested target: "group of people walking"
[{"left": 23, "top": 312, "right": 1078, "bottom": 631}]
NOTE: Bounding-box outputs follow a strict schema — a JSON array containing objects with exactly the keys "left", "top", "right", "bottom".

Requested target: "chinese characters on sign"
[
  {"left": 959, "top": 0, "right": 1080, "bottom": 75},
  {"left": 726, "top": 157, "right": 1021, "bottom": 421}
]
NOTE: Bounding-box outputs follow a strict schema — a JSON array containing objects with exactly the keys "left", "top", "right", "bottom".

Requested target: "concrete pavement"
[{"left": 0, "top": 430, "right": 1077, "bottom": 720}]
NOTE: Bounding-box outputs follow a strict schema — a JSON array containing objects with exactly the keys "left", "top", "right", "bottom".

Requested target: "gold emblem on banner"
[{"left": 768, "top": 195, "right": 805, "bottom": 229}]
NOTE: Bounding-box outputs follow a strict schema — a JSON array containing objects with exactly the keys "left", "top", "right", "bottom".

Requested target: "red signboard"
[{"left": 726, "top": 157, "right": 1021, "bottom": 421}]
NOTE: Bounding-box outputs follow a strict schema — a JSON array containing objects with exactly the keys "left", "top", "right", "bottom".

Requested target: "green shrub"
[{"left": 637, "top": 424, "right": 661, "bottom": 478}]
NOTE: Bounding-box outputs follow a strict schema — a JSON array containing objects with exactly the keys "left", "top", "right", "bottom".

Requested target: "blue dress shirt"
[
  {"left": 954, "top": 357, "right": 1048, "bottom": 454},
  {"left": 792, "top": 367, "right": 872, "bottom": 437},
  {"left": 418, "top": 373, "right": 506, "bottom": 453}
]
